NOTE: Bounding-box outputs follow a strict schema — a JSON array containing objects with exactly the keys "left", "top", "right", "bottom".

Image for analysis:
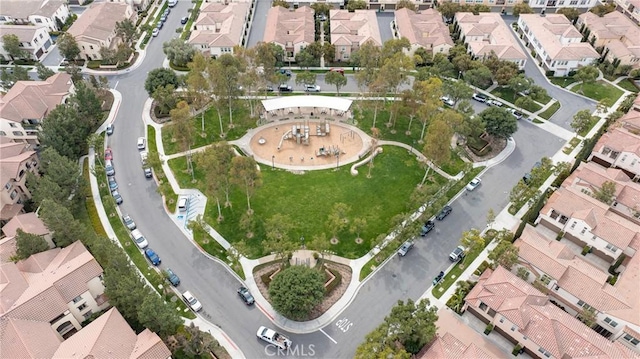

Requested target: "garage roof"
[{"left": 261, "top": 95, "right": 353, "bottom": 112}]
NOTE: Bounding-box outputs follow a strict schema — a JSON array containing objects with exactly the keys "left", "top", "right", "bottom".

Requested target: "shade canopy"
[{"left": 261, "top": 95, "right": 353, "bottom": 112}]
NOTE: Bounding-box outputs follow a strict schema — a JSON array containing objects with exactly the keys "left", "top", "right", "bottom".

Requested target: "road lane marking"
[
  {"left": 114, "top": 81, "right": 119, "bottom": 90},
  {"left": 319, "top": 329, "right": 337, "bottom": 344},
  {"left": 335, "top": 317, "right": 354, "bottom": 332},
  {"left": 256, "top": 302, "right": 275, "bottom": 320}
]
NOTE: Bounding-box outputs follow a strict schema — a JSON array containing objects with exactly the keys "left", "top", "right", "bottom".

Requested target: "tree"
[
  {"left": 57, "top": 33, "right": 81, "bottom": 60},
  {"left": 438, "top": 2, "right": 460, "bottom": 20},
  {"left": 153, "top": 84, "right": 178, "bottom": 115},
  {"left": 396, "top": 0, "right": 416, "bottom": 10},
  {"left": 294, "top": 48, "right": 319, "bottom": 68},
  {"left": 2, "top": 34, "right": 28, "bottom": 59},
  {"left": 421, "top": 118, "right": 452, "bottom": 185},
  {"left": 309, "top": 233, "right": 330, "bottom": 260},
  {"left": 69, "top": 81, "right": 103, "bottom": 128},
  {"left": 460, "top": 229, "right": 485, "bottom": 265},
  {"left": 263, "top": 214, "right": 296, "bottom": 260},
  {"left": 432, "top": 53, "right": 456, "bottom": 78},
  {"left": 186, "top": 52, "right": 211, "bottom": 116},
  {"left": 326, "top": 203, "right": 350, "bottom": 240},
  {"left": 269, "top": 266, "right": 325, "bottom": 320},
  {"left": 350, "top": 217, "right": 367, "bottom": 241},
  {"left": 163, "top": 38, "right": 195, "bottom": 67},
  {"left": 574, "top": 65, "right": 599, "bottom": 93},
  {"left": 488, "top": 240, "right": 519, "bottom": 270},
  {"left": 589, "top": 3, "right": 615, "bottom": 16},
  {"left": 39, "top": 105, "right": 92, "bottom": 159},
  {"left": 38, "top": 148, "right": 84, "bottom": 199},
  {"left": 325, "top": 70, "right": 348, "bottom": 95},
  {"left": 355, "top": 325, "right": 410, "bottom": 359},
  {"left": 14, "top": 229, "right": 49, "bottom": 260},
  {"left": 0, "top": 65, "right": 30, "bottom": 89},
  {"left": 170, "top": 101, "right": 194, "bottom": 173},
  {"left": 209, "top": 54, "right": 244, "bottom": 128},
  {"left": 529, "top": 85, "right": 549, "bottom": 103},
  {"left": 556, "top": 7, "right": 580, "bottom": 23},
  {"left": 486, "top": 208, "right": 496, "bottom": 228},
  {"left": 494, "top": 62, "right": 520, "bottom": 86},
  {"left": 272, "top": 0, "right": 290, "bottom": 7},
  {"left": 515, "top": 96, "right": 535, "bottom": 112},
  {"left": 295, "top": 71, "right": 317, "bottom": 87},
  {"left": 508, "top": 75, "right": 533, "bottom": 97},
  {"left": 38, "top": 199, "right": 88, "bottom": 247},
  {"left": 353, "top": 41, "right": 382, "bottom": 91},
  {"left": 442, "top": 80, "right": 473, "bottom": 107},
  {"left": 513, "top": 2, "right": 534, "bottom": 16},
  {"left": 478, "top": 107, "right": 517, "bottom": 139},
  {"left": 115, "top": 19, "right": 136, "bottom": 45},
  {"left": 230, "top": 156, "right": 261, "bottom": 214},
  {"left": 592, "top": 181, "right": 617, "bottom": 204},
  {"left": 35, "top": 63, "right": 55, "bottom": 80},
  {"left": 463, "top": 66, "right": 493, "bottom": 89},
  {"left": 571, "top": 109, "right": 596, "bottom": 134},
  {"left": 137, "top": 294, "right": 182, "bottom": 339},
  {"left": 385, "top": 299, "right": 438, "bottom": 354},
  {"left": 346, "top": 0, "right": 367, "bottom": 11},
  {"left": 64, "top": 63, "right": 83, "bottom": 83},
  {"left": 144, "top": 68, "right": 179, "bottom": 96},
  {"left": 516, "top": 267, "right": 530, "bottom": 281},
  {"left": 195, "top": 142, "right": 235, "bottom": 218},
  {"left": 177, "top": 323, "right": 224, "bottom": 357},
  {"left": 414, "top": 77, "right": 443, "bottom": 140},
  {"left": 578, "top": 307, "right": 597, "bottom": 328}
]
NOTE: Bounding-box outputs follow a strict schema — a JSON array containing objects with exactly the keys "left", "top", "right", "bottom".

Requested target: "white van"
[
  {"left": 178, "top": 197, "right": 188, "bottom": 212},
  {"left": 130, "top": 229, "right": 149, "bottom": 249}
]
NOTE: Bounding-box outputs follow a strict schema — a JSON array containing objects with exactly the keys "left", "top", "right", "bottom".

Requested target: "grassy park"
[{"left": 572, "top": 81, "right": 624, "bottom": 107}]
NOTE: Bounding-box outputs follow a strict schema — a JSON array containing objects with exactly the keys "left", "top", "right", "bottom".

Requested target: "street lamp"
[
  {"left": 271, "top": 155, "right": 275, "bottom": 170},
  {"left": 336, "top": 153, "right": 340, "bottom": 169},
  {"left": 300, "top": 236, "right": 305, "bottom": 248}
]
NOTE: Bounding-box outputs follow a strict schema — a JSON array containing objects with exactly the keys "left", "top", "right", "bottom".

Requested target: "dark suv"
[
  {"left": 420, "top": 220, "right": 435, "bottom": 236},
  {"left": 435, "top": 205, "right": 452, "bottom": 220},
  {"left": 237, "top": 286, "right": 255, "bottom": 305}
]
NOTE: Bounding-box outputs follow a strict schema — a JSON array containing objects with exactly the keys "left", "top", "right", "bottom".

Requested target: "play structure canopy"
[{"left": 261, "top": 95, "right": 353, "bottom": 112}]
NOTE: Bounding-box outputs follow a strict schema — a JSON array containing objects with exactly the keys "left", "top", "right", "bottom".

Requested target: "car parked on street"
[
  {"left": 278, "top": 84, "right": 292, "bottom": 92},
  {"left": 144, "top": 248, "right": 161, "bottom": 266},
  {"left": 449, "top": 246, "right": 466, "bottom": 262},
  {"left": 105, "top": 160, "right": 115, "bottom": 176},
  {"left": 152, "top": 28, "right": 159, "bottom": 37},
  {"left": 510, "top": 109, "right": 524, "bottom": 120},
  {"left": 165, "top": 268, "right": 180, "bottom": 286},
  {"left": 122, "top": 214, "right": 136, "bottom": 230},
  {"left": 440, "top": 96, "right": 455, "bottom": 106},
  {"left": 304, "top": 84, "right": 321, "bottom": 92},
  {"left": 137, "top": 137, "right": 146, "bottom": 150},
  {"left": 466, "top": 177, "right": 482, "bottom": 191},
  {"left": 104, "top": 147, "right": 113, "bottom": 161},
  {"left": 432, "top": 271, "right": 445, "bottom": 286},
  {"left": 106, "top": 124, "right": 114, "bottom": 135},
  {"left": 144, "top": 167, "right": 153, "bottom": 178},
  {"left": 111, "top": 190, "right": 123, "bottom": 205},
  {"left": 420, "top": 220, "right": 435, "bottom": 236},
  {"left": 182, "top": 291, "right": 202, "bottom": 312},
  {"left": 237, "top": 286, "right": 255, "bottom": 305},
  {"left": 488, "top": 100, "right": 503, "bottom": 107},
  {"left": 180, "top": 16, "right": 188, "bottom": 24},
  {"left": 435, "top": 205, "right": 452, "bottom": 220},
  {"left": 278, "top": 69, "right": 292, "bottom": 77},
  {"left": 397, "top": 241, "right": 414, "bottom": 257},
  {"left": 108, "top": 176, "right": 118, "bottom": 191},
  {"left": 130, "top": 229, "right": 148, "bottom": 249},
  {"left": 472, "top": 93, "right": 487, "bottom": 103}
]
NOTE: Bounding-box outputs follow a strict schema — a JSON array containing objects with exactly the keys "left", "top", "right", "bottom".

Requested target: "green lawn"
[
  {"left": 491, "top": 87, "right": 518, "bottom": 103},
  {"left": 354, "top": 101, "right": 427, "bottom": 146},
  {"left": 519, "top": 100, "right": 542, "bottom": 114},
  {"left": 549, "top": 77, "right": 578, "bottom": 88},
  {"left": 148, "top": 126, "right": 178, "bottom": 210},
  {"left": 572, "top": 81, "right": 624, "bottom": 107},
  {"left": 616, "top": 79, "right": 639, "bottom": 93},
  {"left": 169, "top": 146, "right": 444, "bottom": 259},
  {"left": 539, "top": 101, "right": 561, "bottom": 120}
]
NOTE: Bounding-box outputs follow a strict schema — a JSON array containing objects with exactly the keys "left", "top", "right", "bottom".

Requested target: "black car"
[
  {"left": 237, "top": 286, "right": 255, "bottom": 305},
  {"left": 165, "top": 268, "right": 180, "bottom": 286},
  {"left": 180, "top": 16, "right": 188, "bottom": 24},
  {"left": 435, "top": 205, "right": 452, "bottom": 220},
  {"left": 432, "top": 271, "right": 445, "bottom": 286},
  {"left": 420, "top": 220, "right": 435, "bottom": 236},
  {"left": 278, "top": 69, "right": 292, "bottom": 77}
]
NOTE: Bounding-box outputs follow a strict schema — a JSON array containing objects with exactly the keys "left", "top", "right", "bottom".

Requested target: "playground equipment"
[
  {"left": 316, "top": 145, "right": 342, "bottom": 157},
  {"left": 277, "top": 121, "right": 332, "bottom": 150}
]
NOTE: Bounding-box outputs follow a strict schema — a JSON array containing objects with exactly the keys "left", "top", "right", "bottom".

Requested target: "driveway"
[
  {"left": 41, "top": 45, "right": 64, "bottom": 67},
  {"left": 376, "top": 11, "right": 395, "bottom": 44}
]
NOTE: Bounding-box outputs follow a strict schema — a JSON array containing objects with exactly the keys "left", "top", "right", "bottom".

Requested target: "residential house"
[
  {"left": 0, "top": 138, "right": 39, "bottom": 223},
  {"left": 0, "top": 0, "right": 70, "bottom": 32},
  {"left": 393, "top": 8, "right": 454, "bottom": 58},
  {"left": 263, "top": 6, "right": 315, "bottom": 63},
  {"left": 455, "top": 12, "right": 527, "bottom": 70},
  {"left": 0, "top": 241, "right": 110, "bottom": 340},
  {"left": 515, "top": 225, "right": 640, "bottom": 354},
  {"left": 66, "top": 2, "right": 136, "bottom": 61},
  {"left": 188, "top": 1, "right": 251, "bottom": 58},
  {"left": 576, "top": 11, "right": 640, "bottom": 69},
  {"left": 463, "top": 266, "right": 638, "bottom": 358},
  {"left": 517, "top": 13, "right": 599, "bottom": 76},
  {"left": 111, "top": 0, "right": 153, "bottom": 11},
  {"left": 278, "top": 0, "right": 345, "bottom": 8},
  {"left": 612, "top": 0, "right": 640, "bottom": 24},
  {"left": 417, "top": 307, "right": 509, "bottom": 358},
  {"left": 445, "top": 0, "right": 597, "bottom": 12},
  {"left": 0, "top": 25, "right": 53, "bottom": 61},
  {"left": 330, "top": 10, "right": 382, "bottom": 62},
  {"left": 0, "top": 73, "right": 74, "bottom": 145},
  {"left": 1, "top": 212, "right": 54, "bottom": 262}
]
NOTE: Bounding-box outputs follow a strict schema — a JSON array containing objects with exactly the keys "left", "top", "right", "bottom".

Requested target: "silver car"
[
  {"left": 122, "top": 214, "right": 136, "bottom": 230},
  {"left": 397, "top": 241, "right": 414, "bottom": 257}
]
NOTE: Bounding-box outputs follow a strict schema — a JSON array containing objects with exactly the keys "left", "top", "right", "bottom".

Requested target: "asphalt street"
[{"left": 94, "top": 8, "right": 574, "bottom": 358}]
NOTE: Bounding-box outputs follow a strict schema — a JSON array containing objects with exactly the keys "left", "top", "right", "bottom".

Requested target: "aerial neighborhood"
[{"left": 1, "top": 0, "right": 640, "bottom": 358}]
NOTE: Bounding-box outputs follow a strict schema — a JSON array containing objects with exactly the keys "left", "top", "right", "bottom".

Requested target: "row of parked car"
[{"left": 472, "top": 93, "right": 525, "bottom": 120}]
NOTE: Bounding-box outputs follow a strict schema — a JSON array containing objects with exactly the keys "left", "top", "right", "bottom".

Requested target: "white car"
[
  {"left": 466, "top": 177, "right": 482, "bottom": 191},
  {"left": 137, "top": 137, "right": 146, "bottom": 150},
  {"left": 488, "top": 100, "right": 503, "bottom": 107},
  {"left": 304, "top": 84, "right": 321, "bottom": 92},
  {"left": 440, "top": 96, "right": 455, "bottom": 106},
  {"left": 140, "top": 150, "right": 148, "bottom": 164},
  {"left": 152, "top": 28, "right": 159, "bottom": 37},
  {"left": 182, "top": 291, "right": 202, "bottom": 312}
]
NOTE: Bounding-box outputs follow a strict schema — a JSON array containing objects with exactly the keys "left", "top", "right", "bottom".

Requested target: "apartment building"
[
  {"left": 517, "top": 14, "right": 599, "bottom": 76},
  {"left": 0, "top": 139, "right": 40, "bottom": 223},
  {"left": 1, "top": 212, "right": 54, "bottom": 262},
  {"left": 577, "top": 11, "right": 640, "bottom": 69},
  {"left": 188, "top": 1, "right": 251, "bottom": 58},
  {"left": 393, "top": 8, "right": 454, "bottom": 58},
  {"left": 0, "top": 0, "right": 70, "bottom": 32},
  {"left": 263, "top": 6, "right": 315, "bottom": 63},
  {"left": 455, "top": 12, "right": 527, "bottom": 70},
  {"left": 0, "top": 73, "right": 74, "bottom": 145},
  {"left": 464, "top": 266, "right": 637, "bottom": 358},
  {"left": 612, "top": 0, "right": 640, "bottom": 24},
  {"left": 0, "top": 25, "right": 53, "bottom": 61},
  {"left": 0, "top": 241, "right": 110, "bottom": 340},
  {"left": 66, "top": 2, "right": 136, "bottom": 61},
  {"left": 330, "top": 10, "right": 382, "bottom": 62}
]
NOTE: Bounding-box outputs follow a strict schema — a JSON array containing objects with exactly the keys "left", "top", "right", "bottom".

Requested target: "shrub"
[
  {"left": 324, "top": 265, "right": 342, "bottom": 294},
  {"left": 608, "top": 254, "right": 625, "bottom": 275},
  {"left": 512, "top": 344, "right": 523, "bottom": 356},
  {"left": 484, "top": 323, "right": 494, "bottom": 334},
  {"left": 555, "top": 231, "right": 564, "bottom": 241},
  {"left": 581, "top": 245, "right": 591, "bottom": 256}
]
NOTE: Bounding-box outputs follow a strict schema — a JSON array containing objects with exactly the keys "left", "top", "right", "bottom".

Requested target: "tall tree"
[
  {"left": 115, "top": 19, "right": 136, "bottom": 45},
  {"left": 421, "top": 118, "right": 452, "bottom": 185},
  {"left": 513, "top": 2, "right": 534, "bottom": 16},
  {"left": 396, "top": 0, "right": 417, "bottom": 10},
  {"left": 269, "top": 266, "right": 325, "bottom": 320},
  {"left": 508, "top": 75, "right": 533, "bottom": 97},
  {"left": 592, "top": 181, "right": 617, "bottom": 204},
  {"left": 463, "top": 66, "right": 493, "bottom": 89},
  {"left": 0, "top": 65, "right": 30, "bottom": 89},
  {"left": 326, "top": 203, "right": 351, "bottom": 240},
  {"left": 353, "top": 41, "right": 382, "bottom": 92},
  {"left": 478, "top": 107, "right": 517, "bottom": 139},
  {"left": 144, "top": 68, "right": 179, "bottom": 96},
  {"left": 438, "top": 2, "right": 460, "bottom": 20},
  {"left": 264, "top": 214, "right": 296, "bottom": 260},
  {"left": 137, "top": 294, "right": 182, "bottom": 339},
  {"left": 442, "top": 80, "right": 473, "bottom": 107},
  {"left": 2, "top": 34, "right": 28, "bottom": 59},
  {"left": 170, "top": 101, "right": 194, "bottom": 173},
  {"left": 14, "top": 229, "right": 50, "bottom": 260},
  {"left": 385, "top": 299, "right": 438, "bottom": 354},
  {"left": 69, "top": 81, "right": 103, "bottom": 128},
  {"left": 57, "top": 33, "right": 81, "bottom": 60},
  {"left": 571, "top": 109, "right": 596, "bottom": 134},
  {"left": 346, "top": 0, "right": 367, "bottom": 10},
  {"left": 574, "top": 65, "right": 599, "bottom": 93},
  {"left": 38, "top": 199, "right": 88, "bottom": 247},
  {"left": 230, "top": 156, "right": 262, "bottom": 214},
  {"left": 556, "top": 7, "right": 580, "bottom": 23},
  {"left": 294, "top": 48, "right": 319, "bottom": 68},
  {"left": 39, "top": 105, "right": 92, "bottom": 159},
  {"left": 415, "top": 77, "right": 444, "bottom": 140},
  {"left": 210, "top": 54, "right": 244, "bottom": 128},
  {"left": 325, "top": 70, "right": 347, "bottom": 95},
  {"left": 35, "top": 63, "right": 56, "bottom": 80},
  {"left": 459, "top": 229, "right": 485, "bottom": 266},
  {"left": 377, "top": 52, "right": 414, "bottom": 126},
  {"left": 295, "top": 71, "right": 317, "bottom": 87},
  {"left": 488, "top": 240, "right": 519, "bottom": 270},
  {"left": 195, "top": 142, "right": 235, "bottom": 216},
  {"left": 153, "top": 84, "right": 178, "bottom": 115},
  {"left": 163, "top": 38, "right": 196, "bottom": 67}
]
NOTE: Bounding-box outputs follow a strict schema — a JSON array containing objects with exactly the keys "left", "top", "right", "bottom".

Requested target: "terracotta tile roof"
[
  {"left": 53, "top": 308, "right": 170, "bottom": 359},
  {"left": 330, "top": 10, "right": 382, "bottom": 48},
  {"left": 0, "top": 236, "right": 17, "bottom": 263},
  {"left": 0, "top": 316, "right": 62, "bottom": 358},
  {"left": 594, "top": 127, "right": 640, "bottom": 156},
  {"left": 394, "top": 8, "right": 453, "bottom": 49},
  {"left": 2, "top": 212, "right": 50, "bottom": 237},
  {"left": 263, "top": 6, "right": 315, "bottom": 47},
  {"left": 558, "top": 266, "right": 629, "bottom": 310},
  {"left": 607, "top": 252, "right": 640, "bottom": 326},
  {"left": 0, "top": 73, "right": 72, "bottom": 122},
  {"left": 579, "top": 11, "right": 640, "bottom": 47},
  {"left": 466, "top": 267, "right": 638, "bottom": 359},
  {"left": 455, "top": 12, "right": 526, "bottom": 62},
  {"left": 421, "top": 332, "right": 494, "bottom": 359},
  {"left": 66, "top": 2, "right": 132, "bottom": 44},
  {"left": 0, "top": 0, "right": 66, "bottom": 19},
  {"left": 0, "top": 25, "right": 48, "bottom": 43},
  {"left": 188, "top": 1, "right": 249, "bottom": 49},
  {"left": 564, "top": 161, "right": 632, "bottom": 195},
  {"left": 0, "top": 141, "right": 31, "bottom": 159},
  {"left": 519, "top": 14, "right": 599, "bottom": 61},
  {"left": 0, "top": 204, "right": 23, "bottom": 221}
]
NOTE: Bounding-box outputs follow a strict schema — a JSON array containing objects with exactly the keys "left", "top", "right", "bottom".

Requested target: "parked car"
[
  {"left": 163, "top": 8, "right": 170, "bottom": 15},
  {"left": 449, "top": 246, "right": 466, "bottom": 262},
  {"left": 488, "top": 100, "right": 503, "bottom": 107},
  {"left": 122, "top": 214, "right": 136, "bottom": 230},
  {"left": 510, "top": 109, "right": 523, "bottom": 120},
  {"left": 432, "top": 271, "right": 445, "bottom": 286},
  {"left": 111, "top": 190, "right": 123, "bottom": 205},
  {"left": 263, "top": 85, "right": 274, "bottom": 92},
  {"left": 329, "top": 68, "right": 344, "bottom": 75},
  {"left": 130, "top": 229, "right": 148, "bottom": 249},
  {"left": 182, "top": 291, "right": 203, "bottom": 311},
  {"left": 137, "top": 137, "right": 146, "bottom": 150},
  {"left": 160, "top": 15, "right": 167, "bottom": 22},
  {"left": 278, "top": 84, "right": 292, "bottom": 92},
  {"left": 152, "top": 28, "right": 159, "bottom": 37},
  {"left": 156, "top": 21, "right": 163, "bottom": 30},
  {"left": 435, "top": 205, "right": 452, "bottom": 220},
  {"left": 108, "top": 176, "right": 118, "bottom": 191},
  {"left": 278, "top": 69, "right": 292, "bottom": 77},
  {"left": 104, "top": 147, "right": 113, "bottom": 161},
  {"left": 106, "top": 124, "right": 114, "bottom": 135},
  {"left": 180, "top": 16, "right": 188, "bottom": 24},
  {"left": 522, "top": 161, "right": 542, "bottom": 184},
  {"left": 420, "top": 220, "right": 435, "bottom": 236},
  {"left": 165, "top": 268, "right": 180, "bottom": 286},
  {"left": 466, "top": 177, "right": 482, "bottom": 191},
  {"left": 397, "top": 240, "right": 414, "bottom": 257},
  {"left": 237, "top": 286, "right": 255, "bottom": 305},
  {"left": 472, "top": 93, "right": 487, "bottom": 103},
  {"left": 144, "top": 167, "right": 153, "bottom": 178},
  {"left": 144, "top": 248, "right": 161, "bottom": 266},
  {"left": 304, "top": 84, "right": 321, "bottom": 92},
  {"left": 440, "top": 96, "right": 455, "bottom": 106},
  {"left": 105, "top": 160, "right": 115, "bottom": 176}
]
